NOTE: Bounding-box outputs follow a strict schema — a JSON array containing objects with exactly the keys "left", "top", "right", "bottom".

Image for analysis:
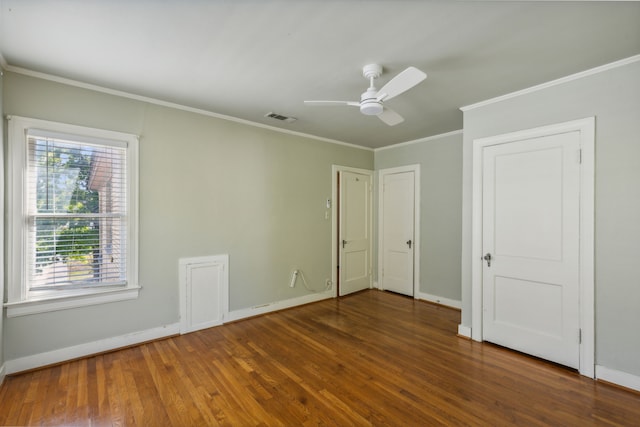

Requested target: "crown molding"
[
  {"left": 460, "top": 54, "right": 640, "bottom": 112},
  {"left": 4, "top": 64, "right": 373, "bottom": 152},
  {"left": 375, "top": 129, "right": 463, "bottom": 152}
]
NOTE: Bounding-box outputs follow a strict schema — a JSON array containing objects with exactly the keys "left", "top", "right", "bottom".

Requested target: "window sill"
[{"left": 4, "top": 286, "right": 141, "bottom": 317}]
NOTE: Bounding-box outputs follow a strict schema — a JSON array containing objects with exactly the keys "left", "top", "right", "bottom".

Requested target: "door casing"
[{"left": 471, "top": 117, "right": 595, "bottom": 378}]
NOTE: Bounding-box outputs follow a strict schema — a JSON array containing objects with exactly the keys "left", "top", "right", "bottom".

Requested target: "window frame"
[{"left": 6, "top": 116, "right": 140, "bottom": 317}]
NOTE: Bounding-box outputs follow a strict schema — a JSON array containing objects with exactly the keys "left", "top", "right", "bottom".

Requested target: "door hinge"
[
  {"left": 578, "top": 149, "right": 582, "bottom": 164},
  {"left": 578, "top": 328, "right": 582, "bottom": 344}
]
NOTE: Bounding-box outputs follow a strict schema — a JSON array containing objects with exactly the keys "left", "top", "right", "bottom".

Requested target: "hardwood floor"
[{"left": 1, "top": 290, "right": 639, "bottom": 426}]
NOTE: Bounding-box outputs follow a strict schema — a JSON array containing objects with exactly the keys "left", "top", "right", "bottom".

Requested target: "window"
[{"left": 7, "top": 116, "right": 139, "bottom": 316}]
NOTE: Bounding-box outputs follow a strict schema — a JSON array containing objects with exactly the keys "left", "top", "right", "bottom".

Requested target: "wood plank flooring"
[{"left": 1, "top": 290, "right": 639, "bottom": 426}]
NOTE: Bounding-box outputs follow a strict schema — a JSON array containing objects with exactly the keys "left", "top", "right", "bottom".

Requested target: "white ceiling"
[{"left": 1, "top": 1, "right": 639, "bottom": 149}]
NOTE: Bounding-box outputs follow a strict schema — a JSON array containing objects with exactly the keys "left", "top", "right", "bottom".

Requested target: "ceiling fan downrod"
[{"left": 360, "top": 64, "right": 384, "bottom": 116}]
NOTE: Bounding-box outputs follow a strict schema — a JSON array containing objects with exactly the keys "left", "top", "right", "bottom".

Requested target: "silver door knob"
[
  {"left": 483, "top": 253, "right": 492, "bottom": 267},
  {"left": 406, "top": 240, "right": 412, "bottom": 249}
]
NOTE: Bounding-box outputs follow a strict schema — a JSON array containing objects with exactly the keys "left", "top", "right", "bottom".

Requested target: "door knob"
[
  {"left": 342, "top": 239, "right": 347, "bottom": 248},
  {"left": 406, "top": 240, "right": 412, "bottom": 249},
  {"left": 483, "top": 253, "right": 492, "bottom": 267}
]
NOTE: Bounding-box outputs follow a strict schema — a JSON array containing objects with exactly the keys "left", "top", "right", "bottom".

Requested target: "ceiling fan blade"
[
  {"left": 304, "top": 100, "right": 359, "bottom": 107},
  {"left": 378, "top": 107, "right": 404, "bottom": 126},
  {"left": 376, "top": 67, "right": 427, "bottom": 102}
]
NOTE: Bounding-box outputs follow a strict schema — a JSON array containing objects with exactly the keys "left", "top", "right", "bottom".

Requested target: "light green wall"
[
  {"left": 374, "top": 133, "right": 463, "bottom": 302},
  {"left": 461, "top": 60, "right": 640, "bottom": 376},
  {"left": 3, "top": 71, "right": 372, "bottom": 360}
]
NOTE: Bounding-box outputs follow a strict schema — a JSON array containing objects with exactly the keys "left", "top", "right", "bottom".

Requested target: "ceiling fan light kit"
[
  {"left": 304, "top": 63, "right": 427, "bottom": 126},
  {"left": 360, "top": 89, "right": 384, "bottom": 116}
]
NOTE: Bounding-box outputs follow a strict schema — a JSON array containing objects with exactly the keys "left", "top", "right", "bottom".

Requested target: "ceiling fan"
[{"left": 304, "top": 64, "right": 427, "bottom": 126}]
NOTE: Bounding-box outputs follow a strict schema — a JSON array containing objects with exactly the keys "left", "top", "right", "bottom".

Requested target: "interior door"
[
  {"left": 482, "top": 131, "right": 581, "bottom": 369},
  {"left": 380, "top": 171, "right": 415, "bottom": 296},
  {"left": 339, "top": 170, "right": 372, "bottom": 296}
]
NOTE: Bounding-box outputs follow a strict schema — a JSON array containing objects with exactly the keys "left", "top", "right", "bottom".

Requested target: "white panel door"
[
  {"left": 381, "top": 171, "right": 415, "bottom": 296},
  {"left": 339, "top": 170, "right": 372, "bottom": 296},
  {"left": 179, "top": 255, "right": 228, "bottom": 334},
  {"left": 482, "top": 131, "right": 580, "bottom": 368}
]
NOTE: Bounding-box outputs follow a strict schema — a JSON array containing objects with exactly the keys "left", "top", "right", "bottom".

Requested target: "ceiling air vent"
[{"left": 265, "top": 112, "right": 297, "bottom": 123}]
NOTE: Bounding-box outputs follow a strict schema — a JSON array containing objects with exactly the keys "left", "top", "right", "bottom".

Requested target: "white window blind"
[{"left": 26, "top": 132, "right": 128, "bottom": 290}]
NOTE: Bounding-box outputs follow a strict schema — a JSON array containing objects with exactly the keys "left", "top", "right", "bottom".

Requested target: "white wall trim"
[
  {"left": 471, "top": 117, "right": 595, "bottom": 378},
  {"left": 4, "top": 323, "right": 180, "bottom": 375},
  {"left": 457, "top": 324, "right": 472, "bottom": 338},
  {"left": 377, "top": 164, "right": 421, "bottom": 298},
  {"left": 596, "top": 365, "right": 640, "bottom": 393},
  {"left": 225, "top": 290, "right": 333, "bottom": 323},
  {"left": 0, "top": 60, "right": 5, "bottom": 390},
  {"left": 416, "top": 291, "right": 461, "bottom": 310},
  {"left": 4, "top": 289, "right": 332, "bottom": 375},
  {"left": 374, "top": 129, "right": 463, "bottom": 152},
  {"left": 461, "top": 54, "right": 640, "bottom": 111},
  {"left": 5, "top": 65, "right": 371, "bottom": 152},
  {"left": 5, "top": 286, "right": 141, "bottom": 318}
]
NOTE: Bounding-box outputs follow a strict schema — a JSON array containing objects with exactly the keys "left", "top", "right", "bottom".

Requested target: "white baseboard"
[
  {"left": 416, "top": 291, "right": 461, "bottom": 310},
  {"left": 596, "top": 365, "right": 640, "bottom": 393},
  {"left": 225, "top": 290, "right": 333, "bottom": 323},
  {"left": 5, "top": 323, "right": 180, "bottom": 375},
  {"left": 4, "top": 291, "right": 335, "bottom": 375},
  {"left": 457, "top": 324, "right": 472, "bottom": 338}
]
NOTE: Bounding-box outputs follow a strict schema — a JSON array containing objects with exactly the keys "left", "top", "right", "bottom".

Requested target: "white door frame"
[
  {"left": 471, "top": 117, "right": 595, "bottom": 378},
  {"left": 377, "top": 165, "right": 421, "bottom": 297},
  {"left": 331, "top": 165, "right": 373, "bottom": 298}
]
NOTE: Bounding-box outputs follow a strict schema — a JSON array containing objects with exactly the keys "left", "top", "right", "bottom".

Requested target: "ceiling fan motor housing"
[{"left": 360, "top": 89, "right": 383, "bottom": 115}]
